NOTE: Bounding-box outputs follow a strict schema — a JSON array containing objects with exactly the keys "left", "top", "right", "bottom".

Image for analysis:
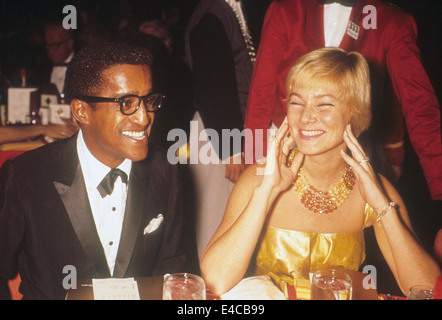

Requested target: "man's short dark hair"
[
  {"left": 44, "top": 20, "right": 74, "bottom": 40},
  {"left": 64, "top": 42, "right": 153, "bottom": 102}
]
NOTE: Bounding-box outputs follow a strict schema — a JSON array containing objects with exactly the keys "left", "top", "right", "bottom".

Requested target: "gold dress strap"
[{"left": 363, "top": 203, "right": 374, "bottom": 227}]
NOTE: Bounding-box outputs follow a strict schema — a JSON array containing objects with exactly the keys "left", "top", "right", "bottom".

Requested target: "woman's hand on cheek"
[
  {"left": 340, "top": 125, "right": 389, "bottom": 210},
  {"left": 262, "top": 118, "right": 304, "bottom": 194}
]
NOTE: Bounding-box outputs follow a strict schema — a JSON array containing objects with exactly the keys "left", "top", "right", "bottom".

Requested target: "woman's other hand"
[
  {"left": 340, "top": 124, "right": 390, "bottom": 212},
  {"left": 261, "top": 118, "right": 304, "bottom": 195}
]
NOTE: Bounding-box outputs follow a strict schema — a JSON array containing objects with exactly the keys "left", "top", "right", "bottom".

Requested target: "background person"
[
  {"left": 0, "top": 122, "right": 77, "bottom": 145},
  {"left": 43, "top": 21, "right": 75, "bottom": 97},
  {"left": 184, "top": 0, "right": 255, "bottom": 258},
  {"left": 244, "top": 0, "right": 442, "bottom": 200}
]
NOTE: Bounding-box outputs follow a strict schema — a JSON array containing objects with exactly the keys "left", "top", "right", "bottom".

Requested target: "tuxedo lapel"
[
  {"left": 53, "top": 136, "right": 110, "bottom": 277},
  {"left": 113, "top": 161, "right": 149, "bottom": 278}
]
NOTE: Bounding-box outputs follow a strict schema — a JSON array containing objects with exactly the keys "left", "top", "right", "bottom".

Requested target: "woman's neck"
[{"left": 301, "top": 149, "right": 349, "bottom": 190}]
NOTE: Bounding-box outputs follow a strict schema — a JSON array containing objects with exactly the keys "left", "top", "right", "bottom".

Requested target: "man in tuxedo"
[
  {"left": 43, "top": 21, "right": 75, "bottom": 98},
  {"left": 0, "top": 42, "right": 186, "bottom": 299},
  {"left": 244, "top": 0, "right": 442, "bottom": 201}
]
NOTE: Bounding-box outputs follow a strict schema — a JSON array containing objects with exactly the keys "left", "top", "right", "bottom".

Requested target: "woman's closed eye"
[
  {"left": 289, "top": 100, "right": 304, "bottom": 108},
  {"left": 317, "top": 103, "right": 334, "bottom": 107}
]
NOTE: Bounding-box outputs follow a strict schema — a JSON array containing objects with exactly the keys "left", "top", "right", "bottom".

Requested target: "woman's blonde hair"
[{"left": 286, "top": 47, "right": 371, "bottom": 136}]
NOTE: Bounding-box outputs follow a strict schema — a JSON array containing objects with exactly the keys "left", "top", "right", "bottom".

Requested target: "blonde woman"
[{"left": 200, "top": 48, "right": 441, "bottom": 296}]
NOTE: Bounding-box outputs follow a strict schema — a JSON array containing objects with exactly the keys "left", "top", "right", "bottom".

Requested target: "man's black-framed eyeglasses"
[{"left": 75, "top": 93, "right": 165, "bottom": 115}]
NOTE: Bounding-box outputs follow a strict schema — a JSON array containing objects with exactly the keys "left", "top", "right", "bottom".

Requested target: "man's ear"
[{"left": 71, "top": 99, "right": 90, "bottom": 125}]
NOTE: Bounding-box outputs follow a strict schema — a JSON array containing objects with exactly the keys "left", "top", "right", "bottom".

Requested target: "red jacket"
[{"left": 244, "top": 0, "right": 442, "bottom": 199}]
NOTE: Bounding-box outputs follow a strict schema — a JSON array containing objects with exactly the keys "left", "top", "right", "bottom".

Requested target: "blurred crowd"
[{"left": 0, "top": 0, "right": 203, "bottom": 147}]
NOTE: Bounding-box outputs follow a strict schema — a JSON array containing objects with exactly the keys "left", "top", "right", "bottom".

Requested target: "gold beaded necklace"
[{"left": 289, "top": 150, "right": 356, "bottom": 215}]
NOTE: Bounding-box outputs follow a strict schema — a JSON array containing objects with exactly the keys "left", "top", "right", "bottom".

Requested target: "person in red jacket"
[{"left": 244, "top": 0, "right": 442, "bottom": 200}]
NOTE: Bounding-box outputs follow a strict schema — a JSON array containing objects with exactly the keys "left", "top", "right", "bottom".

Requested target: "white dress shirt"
[
  {"left": 50, "top": 52, "right": 73, "bottom": 94},
  {"left": 76, "top": 130, "right": 132, "bottom": 275},
  {"left": 323, "top": 3, "right": 352, "bottom": 47}
]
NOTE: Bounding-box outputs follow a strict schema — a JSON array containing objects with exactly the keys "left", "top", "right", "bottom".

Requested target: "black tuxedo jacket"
[
  {"left": 0, "top": 134, "right": 186, "bottom": 299},
  {"left": 185, "top": 0, "right": 254, "bottom": 160}
]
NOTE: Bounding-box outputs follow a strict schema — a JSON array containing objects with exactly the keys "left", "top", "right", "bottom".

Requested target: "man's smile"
[{"left": 122, "top": 130, "right": 147, "bottom": 141}]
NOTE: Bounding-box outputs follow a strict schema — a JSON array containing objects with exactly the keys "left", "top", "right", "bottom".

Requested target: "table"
[
  {"left": 66, "top": 270, "right": 379, "bottom": 300},
  {"left": 287, "top": 270, "right": 380, "bottom": 300},
  {"left": 341, "top": 270, "right": 379, "bottom": 299},
  {"left": 349, "top": 270, "right": 381, "bottom": 300},
  {"left": 66, "top": 277, "right": 164, "bottom": 300}
]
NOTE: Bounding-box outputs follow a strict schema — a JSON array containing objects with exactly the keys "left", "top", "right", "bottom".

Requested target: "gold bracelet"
[{"left": 376, "top": 202, "right": 397, "bottom": 222}]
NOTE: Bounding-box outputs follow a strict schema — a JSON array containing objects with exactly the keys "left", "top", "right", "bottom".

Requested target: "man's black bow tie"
[
  {"left": 318, "top": 0, "right": 356, "bottom": 7},
  {"left": 97, "top": 168, "right": 128, "bottom": 198}
]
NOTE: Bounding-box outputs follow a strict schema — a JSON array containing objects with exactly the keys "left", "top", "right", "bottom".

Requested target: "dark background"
[{"left": 0, "top": 0, "right": 439, "bottom": 85}]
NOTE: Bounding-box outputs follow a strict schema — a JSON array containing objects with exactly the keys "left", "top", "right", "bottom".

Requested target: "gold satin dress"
[{"left": 252, "top": 204, "right": 374, "bottom": 298}]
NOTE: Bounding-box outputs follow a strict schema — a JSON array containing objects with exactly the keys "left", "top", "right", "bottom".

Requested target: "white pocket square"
[{"left": 143, "top": 214, "right": 164, "bottom": 235}]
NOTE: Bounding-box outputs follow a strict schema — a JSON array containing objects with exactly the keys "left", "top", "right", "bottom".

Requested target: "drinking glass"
[
  {"left": 407, "top": 285, "right": 433, "bottom": 300},
  {"left": 162, "top": 273, "right": 206, "bottom": 300},
  {"left": 311, "top": 268, "right": 352, "bottom": 300}
]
